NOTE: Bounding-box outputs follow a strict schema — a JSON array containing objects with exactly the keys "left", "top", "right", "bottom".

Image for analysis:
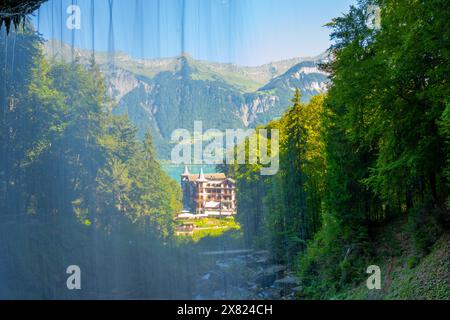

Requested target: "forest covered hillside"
[
  {"left": 229, "top": 0, "right": 449, "bottom": 299},
  {"left": 0, "top": 24, "right": 194, "bottom": 299}
]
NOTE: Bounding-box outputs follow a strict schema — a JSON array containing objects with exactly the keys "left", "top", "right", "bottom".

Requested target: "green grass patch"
[{"left": 175, "top": 217, "right": 241, "bottom": 242}]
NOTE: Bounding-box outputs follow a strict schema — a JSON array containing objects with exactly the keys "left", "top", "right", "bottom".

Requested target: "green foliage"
[
  {"left": 297, "top": 0, "right": 450, "bottom": 298},
  {"left": 439, "top": 103, "right": 450, "bottom": 206},
  {"left": 407, "top": 200, "right": 446, "bottom": 255},
  {"left": 233, "top": 0, "right": 449, "bottom": 299},
  {"left": 232, "top": 92, "right": 327, "bottom": 263},
  {"left": 0, "top": 25, "right": 186, "bottom": 298},
  {"left": 26, "top": 51, "right": 180, "bottom": 237}
]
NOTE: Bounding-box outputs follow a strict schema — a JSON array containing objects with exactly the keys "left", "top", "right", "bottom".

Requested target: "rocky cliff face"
[
  {"left": 105, "top": 68, "right": 141, "bottom": 103},
  {"left": 239, "top": 95, "right": 280, "bottom": 127}
]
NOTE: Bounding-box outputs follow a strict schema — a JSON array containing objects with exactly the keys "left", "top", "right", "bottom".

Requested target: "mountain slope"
[
  {"left": 43, "top": 41, "right": 329, "bottom": 159},
  {"left": 112, "top": 60, "right": 247, "bottom": 158}
]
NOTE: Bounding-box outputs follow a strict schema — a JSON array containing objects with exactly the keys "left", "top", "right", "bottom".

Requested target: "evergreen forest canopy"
[
  {"left": 230, "top": 0, "right": 449, "bottom": 299},
  {"left": 0, "top": 23, "right": 193, "bottom": 299}
]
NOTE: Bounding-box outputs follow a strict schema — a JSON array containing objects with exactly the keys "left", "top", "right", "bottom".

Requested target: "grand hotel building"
[{"left": 180, "top": 166, "right": 236, "bottom": 216}]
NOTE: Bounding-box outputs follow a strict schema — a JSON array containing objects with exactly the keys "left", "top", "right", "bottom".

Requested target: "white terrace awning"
[{"left": 204, "top": 201, "right": 221, "bottom": 209}]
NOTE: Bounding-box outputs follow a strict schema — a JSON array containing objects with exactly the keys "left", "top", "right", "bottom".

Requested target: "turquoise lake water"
[{"left": 162, "top": 164, "right": 219, "bottom": 184}]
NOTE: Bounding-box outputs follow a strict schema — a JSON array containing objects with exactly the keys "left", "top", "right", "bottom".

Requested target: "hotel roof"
[{"left": 187, "top": 173, "right": 227, "bottom": 182}]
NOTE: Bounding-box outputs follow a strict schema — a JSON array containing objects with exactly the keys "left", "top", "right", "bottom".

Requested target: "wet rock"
[
  {"left": 292, "top": 286, "right": 305, "bottom": 298},
  {"left": 201, "top": 273, "right": 211, "bottom": 281},
  {"left": 216, "top": 260, "right": 232, "bottom": 269},
  {"left": 245, "top": 258, "right": 263, "bottom": 268},
  {"left": 254, "top": 265, "right": 285, "bottom": 287},
  {"left": 258, "top": 288, "right": 282, "bottom": 300},
  {"left": 265, "top": 265, "right": 286, "bottom": 275},
  {"left": 281, "top": 292, "right": 296, "bottom": 300},
  {"left": 256, "top": 256, "right": 269, "bottom": 264},
  {"left": 196, "top": 271, "right": 225, "bottom": 296},
  {"left": 213, "top": 290, "right": 225, "bottom": 299},
  {"left": 255, "top": 273, "right": 277, "bottom": 287},
  {"left": 292, "top": 285, "right": 303, "bottom": 292},
  {"left": 274, "top": 275, "right": 300, "bottom": 295},
  {"left": 193, "top": 250, "right": 292, "bottom": 300},
  {"left": 253, "top": 250, "right": 271, "bottom": 256},
  {"left": 274, "top": 275, "right": 299, "bottom": 287}
]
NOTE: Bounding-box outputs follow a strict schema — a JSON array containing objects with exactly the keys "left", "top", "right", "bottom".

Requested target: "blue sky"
[{"left": 33, "top": 0, "right": 356, "bottom": 66}]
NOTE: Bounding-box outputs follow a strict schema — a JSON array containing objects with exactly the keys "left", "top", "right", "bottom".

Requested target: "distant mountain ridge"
[{"left": 43, "top": 40, "right": 330, "bottom": 159}]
